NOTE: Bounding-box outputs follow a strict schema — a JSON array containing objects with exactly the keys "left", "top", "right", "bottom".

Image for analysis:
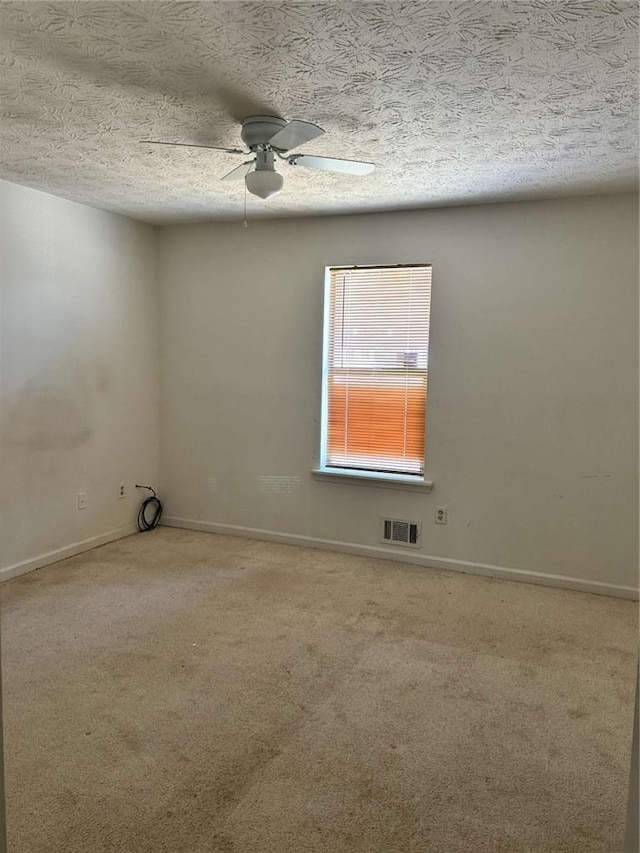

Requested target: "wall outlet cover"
[{"left": 435, "top": 506, "right": 448, "bottom": 524}]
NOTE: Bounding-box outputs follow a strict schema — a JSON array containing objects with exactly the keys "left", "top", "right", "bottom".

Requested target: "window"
[{"left": 318, "top": 264, "right": 432, "bottom": 483}]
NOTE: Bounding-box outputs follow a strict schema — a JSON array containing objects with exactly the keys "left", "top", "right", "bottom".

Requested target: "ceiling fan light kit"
[
  {"left": 142, "top": 114, "right": 375, "bottom": 201},
  {"left": 245, "top": 150, "right": 283, "bottom": 199}
]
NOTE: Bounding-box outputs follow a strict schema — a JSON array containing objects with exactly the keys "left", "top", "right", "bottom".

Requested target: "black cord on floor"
[{"left": 135, "top": 485, "right": 163, "bottom": 532}]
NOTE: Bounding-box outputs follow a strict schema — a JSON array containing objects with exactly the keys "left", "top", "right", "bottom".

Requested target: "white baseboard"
[
  {"left": 162, "top": 516, "right": 639, "bottom": 601},
  {"left": 1, "top": 525, "right": 138, "bottom": 582}
]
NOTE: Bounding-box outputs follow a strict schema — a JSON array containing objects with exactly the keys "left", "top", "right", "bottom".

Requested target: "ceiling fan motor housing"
[{"left": 241, "top": 115, "right": 287, "bottom": 150}]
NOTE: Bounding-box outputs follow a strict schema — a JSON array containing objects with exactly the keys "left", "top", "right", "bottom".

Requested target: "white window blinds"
[{"left": 324, "top": 264, "right": 432, "bottom": 476}]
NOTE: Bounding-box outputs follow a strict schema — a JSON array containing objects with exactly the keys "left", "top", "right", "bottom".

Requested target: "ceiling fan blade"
[
  {"left": 220, "top": 161, "right": 255, "bottom": 181},
  {"left": 289, "top": 154, "right": 375, "bottom": 175},
  {"left": 141, "top": 140, "right": 245, "bottom": 155},
  {"left": 268, "top": 120, "right": 325, "bottom": 152}
]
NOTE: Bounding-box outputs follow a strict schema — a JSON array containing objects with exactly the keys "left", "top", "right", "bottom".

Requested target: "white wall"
[
  {"left": 0, "top": 181, "right": 160, "bottom": 576},
  {"left": 159, "top": 193, "right": 638, "bottom": 596}
]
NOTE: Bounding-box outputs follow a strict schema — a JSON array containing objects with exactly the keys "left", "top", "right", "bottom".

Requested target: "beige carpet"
[{"left": 2, "top": 528, "right": 637, "bottom": 853}]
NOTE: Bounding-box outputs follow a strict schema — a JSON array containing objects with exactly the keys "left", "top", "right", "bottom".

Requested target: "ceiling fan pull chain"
[{"left": 243, "top": 182, "right": 248, "bottom": 229}]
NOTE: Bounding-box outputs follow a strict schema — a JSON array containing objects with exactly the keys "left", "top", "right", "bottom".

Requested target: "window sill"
[{"left": 311, "top": 467, "right": 433, "bottom": 492}]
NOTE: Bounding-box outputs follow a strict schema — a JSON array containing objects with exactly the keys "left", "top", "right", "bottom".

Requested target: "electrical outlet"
[
  {"left": 435, "top": 506, "right": 448, "bottom": 524},
  {"left": 77, "top": 492, "right": 87, "bottom": 511},
  {"left": 118, "top": 482, "right": 126, "bottom": 499}
]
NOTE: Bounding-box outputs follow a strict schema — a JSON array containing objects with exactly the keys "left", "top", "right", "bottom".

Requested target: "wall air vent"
[{"left": 380, "top": 517, "right": 421, "bottom": 548}]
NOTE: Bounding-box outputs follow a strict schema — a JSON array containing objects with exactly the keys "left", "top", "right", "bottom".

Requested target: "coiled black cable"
[{"left": 135, "top": 485, "right": 163, "bottom": 532}]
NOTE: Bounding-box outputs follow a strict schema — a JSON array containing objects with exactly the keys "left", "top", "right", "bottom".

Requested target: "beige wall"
[
  {"left": 159, "top": 193, "right": 639, "bottom": 595},
  {"left": 0, "top": 181, "right": 160, "bottom": 576},
  {"left": 2, "top": 187, "right": 636, "bottom": 594}
]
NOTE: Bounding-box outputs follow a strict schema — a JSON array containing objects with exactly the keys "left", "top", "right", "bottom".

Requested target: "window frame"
[{"left": 314, "top": 263, "right": 433, "bottom": 491}]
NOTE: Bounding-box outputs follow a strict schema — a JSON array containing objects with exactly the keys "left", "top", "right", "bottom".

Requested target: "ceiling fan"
[{"left": 141, "top": 115, "right": 375, "bottom": 199}]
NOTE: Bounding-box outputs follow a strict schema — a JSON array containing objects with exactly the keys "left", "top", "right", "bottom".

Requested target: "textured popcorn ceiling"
[{"left": 0, "top": 1, "right": 638, "bottom": 222}]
